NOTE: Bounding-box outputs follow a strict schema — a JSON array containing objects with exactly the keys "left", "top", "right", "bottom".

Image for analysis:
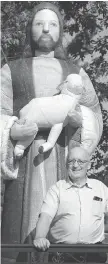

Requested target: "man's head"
[
  {"left": 67, "top": 147, "right": 90, "bottom": 183},
  {"left": 26, "top": 2, "right": 66, "bottom": 59}
]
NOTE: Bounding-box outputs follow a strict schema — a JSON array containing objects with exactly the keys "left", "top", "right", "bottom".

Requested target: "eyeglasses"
[{"left": 68, "top": 159, "right": 88, "bottom": 167}]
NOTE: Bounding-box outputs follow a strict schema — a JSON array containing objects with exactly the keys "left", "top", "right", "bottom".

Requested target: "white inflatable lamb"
[{"left": 13, "top": 74, "right": 99, "bottom": 159}]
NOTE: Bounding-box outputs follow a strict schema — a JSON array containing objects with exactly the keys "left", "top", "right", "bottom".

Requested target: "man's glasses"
[{"left": 68, "top": 159, "right": 88, "bottom": 167}]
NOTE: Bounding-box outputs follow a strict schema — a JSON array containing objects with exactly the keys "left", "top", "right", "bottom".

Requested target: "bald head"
[
  {"left": 67, "top": 147, "right": 90, "bottom": 184},
  {"left": 68, "top": 147, "right": 90, "bottom": 163}
]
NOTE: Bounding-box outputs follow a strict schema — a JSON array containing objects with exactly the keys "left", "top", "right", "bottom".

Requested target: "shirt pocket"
[{"left": 92, "top": 200, "right": 104, "bottom": 218}]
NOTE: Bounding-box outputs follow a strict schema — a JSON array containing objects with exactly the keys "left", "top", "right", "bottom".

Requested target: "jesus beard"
[{"left": 32, "top": 34, "right": 59, "bottom": 52}]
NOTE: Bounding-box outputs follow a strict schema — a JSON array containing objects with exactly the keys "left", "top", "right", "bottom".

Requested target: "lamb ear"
[
  {"left": 57, "top": 83, "right": 63, "bottom": 91},
  {"left": 57, "top": 80, "right": 67, "bottom": 91}
]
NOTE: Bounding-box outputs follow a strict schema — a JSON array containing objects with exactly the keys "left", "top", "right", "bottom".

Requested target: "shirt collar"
[{"left": 65, "top": 177, "right": 92, "bottom": 190}]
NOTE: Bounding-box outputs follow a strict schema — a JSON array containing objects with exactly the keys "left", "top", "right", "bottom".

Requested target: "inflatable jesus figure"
[
  {"left": 13, "top": 74, "right": 99, "bottom": 159},
  {"left": 1, "top": 4, "right": 103, "bottom": 264}
]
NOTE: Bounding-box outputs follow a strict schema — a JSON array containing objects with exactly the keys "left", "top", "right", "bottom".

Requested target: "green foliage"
[
  {"left": 87, "top": 109, "right": 108, "bottom": 185},
  {"left": 1, "top": 1, "right": 108, "bottom": 183}
]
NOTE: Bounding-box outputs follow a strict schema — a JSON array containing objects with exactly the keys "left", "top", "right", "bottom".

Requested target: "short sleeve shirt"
[{"left": 41, "top": 179, "right": 108, "bottom": 244}]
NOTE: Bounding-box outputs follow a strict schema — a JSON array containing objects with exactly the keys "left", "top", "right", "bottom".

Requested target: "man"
[
  {"left": 33, "top": 147, "right": 108, "bottom": 263},
  {"left": 1, "top": 2, "right": 103, "bottom": 263}
]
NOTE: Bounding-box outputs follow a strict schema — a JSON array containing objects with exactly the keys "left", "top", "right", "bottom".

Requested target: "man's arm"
[
  {"left": 105, "top": 186, "right": 108, "bottom": 214},
  {"left": 33, "top": 182, "right": 59, "bottom": 251},
  {"left": 104, "top": 184, "right": 108, "bottom": 233},
  {"left": 33, "top": 212, "right": 52, "bottom": 251},
  {"left": 105, "top": 214, "right": 108, "bottom": 233}
]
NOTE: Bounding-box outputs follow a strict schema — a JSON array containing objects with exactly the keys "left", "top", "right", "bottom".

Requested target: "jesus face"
[{"left": 31, "top": 9, "right": 60, "bottom": 52}]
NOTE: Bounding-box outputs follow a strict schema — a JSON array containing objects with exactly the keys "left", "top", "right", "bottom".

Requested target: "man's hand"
[
  {"left": 33, "top": 238, "right": 50, "bottom": 251},
  {"left": 10, "top": 119, "right": 38, "bottom": 141}
]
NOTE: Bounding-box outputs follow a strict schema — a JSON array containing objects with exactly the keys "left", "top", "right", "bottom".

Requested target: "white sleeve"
[
  {"left": 104, "top": 185, "right": 108, "bottom": 214},
  {"left": 1, "top": 63, "right": 13, "bottom": 116},
  {"left": 1, "top": 64, "right": 19, "bottom": 180},
  {"left": 79, "top": 68, "right": 100, "bottom": 112},
  {"left": 40, "top": 183, "right": 59, "bottom": 219}
]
